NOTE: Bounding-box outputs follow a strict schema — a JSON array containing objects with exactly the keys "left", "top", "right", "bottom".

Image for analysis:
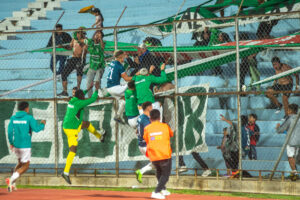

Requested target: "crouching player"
[
  {"left": 6, "top": 101, "right": 46, "bottom": 192},
  {"left": 144, "top": 109, "right": 173, "bottom": 199}
]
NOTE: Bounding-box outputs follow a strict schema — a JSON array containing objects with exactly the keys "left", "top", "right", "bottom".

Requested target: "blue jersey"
[
  {"left": 107, "top": 60, "right": 125, "bottom": 88},
  {"left": 137, "top": 114, "right": 150, "bottom": 147}
]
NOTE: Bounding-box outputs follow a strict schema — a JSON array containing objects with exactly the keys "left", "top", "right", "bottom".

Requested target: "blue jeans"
[
  {"left": 248, "top": 145, "right": 257, "bottom": 160},
  {"left": 50, "top": 55, "right": 67, "bottom": 75}
]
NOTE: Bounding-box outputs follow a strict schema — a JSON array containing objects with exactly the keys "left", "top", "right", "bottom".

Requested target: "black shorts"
[
  {"left": 271, "top": 83, "right": 293, "bottom": 97},
  {"left": 61, "top": 57, "right": 85, "bottom": 81}
]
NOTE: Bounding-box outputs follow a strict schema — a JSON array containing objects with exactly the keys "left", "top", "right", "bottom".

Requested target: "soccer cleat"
[
  {"left": 135, "top": 169, "right": 143, "bottom": 183},
  {"left": 178, "top": 165, "right": 188, "bottom": 173},
  {"left": 151, "top": 192, "right": 165, "bottom": 199},
  {"left": 114, "top": 117, "right": 125, "bottom": 125},
  {"left": 12, "top": 183, "right": 17, "bottom": 191},
  {"left": 61, "top": 172, "right": 72, "bottom": 185},
  {"left": 275, "top": 104, "right": 283, "bottom": 114},
  {"left": 100, "top": 129, "right": 106, "bottom": 143},
  {"left": 201, "top": 169, "right": 212, "bottom": 177},
  {"left": 57, "top": 91, "right": 69, "bottom": 97},
  {"left": 161, "top": 190, "right": 171, "bottom": 196},
  {"left": 5, "top": 178, "right": 12, "bottom": 192},
  {"left": 229, "top": 171, "right": 240, "bottom": 179}
]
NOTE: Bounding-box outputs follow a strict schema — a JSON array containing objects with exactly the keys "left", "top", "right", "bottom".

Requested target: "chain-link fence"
[{"left": 0, "top": 10, "right": 300, "bottom": 181}]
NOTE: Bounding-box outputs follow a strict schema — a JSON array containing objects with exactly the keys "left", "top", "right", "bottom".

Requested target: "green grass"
[{"left": 1, "top": 185, "right": 299, "bottom": 199}]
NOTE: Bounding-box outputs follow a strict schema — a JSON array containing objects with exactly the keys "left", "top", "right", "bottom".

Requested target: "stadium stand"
[{"left": 0, "top": 0, "right": 299, "bottom": 177}]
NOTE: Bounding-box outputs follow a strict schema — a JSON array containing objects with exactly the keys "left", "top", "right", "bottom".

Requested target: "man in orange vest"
[{"left": 143, "top": 109, "right": 173, "bottom": 199}]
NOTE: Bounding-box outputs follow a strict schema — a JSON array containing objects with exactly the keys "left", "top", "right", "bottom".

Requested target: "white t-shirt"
[{"left": 95, "top": 15, "right": 103, "bottom": 28}]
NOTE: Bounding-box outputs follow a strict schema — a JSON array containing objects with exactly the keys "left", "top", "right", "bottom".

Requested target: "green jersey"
[
  {"left": 84, "top": 39, "right": 105, "bottom": 70},
  {"left": 63, "top": 91, "right": 98, "bottom": 129},
  {"left": 125, "top": 89, "right": 139, "bottom": 117},
  {"left": 132, "top": 70, "right": 167, "bottom": 105}
]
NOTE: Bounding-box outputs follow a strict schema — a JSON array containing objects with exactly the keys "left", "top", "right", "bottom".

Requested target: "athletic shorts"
[
  {"left": 107, "top": 85, "right": 128, "bottom": 99},
  {"left": 271, "top": 83, "right": 293, "bottom": 97},
  {"left": 287, "top": 145, "right": 299, "bottom": 157},
  {"left": 128, "top": 116, "right": 139, "bottom": 128},
  {"left": 63, "top": 124, "right": 82, "bottom": 147},
  {"left": 14, "top": 148, "right": 31, "bottom": 163}
]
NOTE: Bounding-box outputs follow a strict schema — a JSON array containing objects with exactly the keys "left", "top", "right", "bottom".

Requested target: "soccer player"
[
  {"left": 125, "top": 81, "right": 139, "bottom": 128},
  {"left": 6, "top": 101, "right": 46, "bottom": 192},
  {"left": 144, "top": 109, "right": 173, "bottom": 199},
  {"left": 107, "top": 50, "right": 132, "bottom": 124},
  {"left": 83, "top": 31, "right": 105, "bottom": 98},
  {"left": 61, "top": 89, "right": 105, "bottom": 184},
  {"left": 135, "top": 101, "right": 153, "bottom": 183},
  {"left": 132, "top": 62, "right": 167, "bottom": 120}
]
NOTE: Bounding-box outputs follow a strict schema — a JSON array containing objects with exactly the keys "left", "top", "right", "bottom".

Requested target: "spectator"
[
  {"left": 220, "top": 114, "right": 239, "bottom": 177},
  {"left": 107, "top": 50, "right": 132, "bottom": 124},
  {"left": 46, "top": 24, "right": 72, "bottom": 75},
  {"left": 178, "top": 152, "right": 211, "bottom": 177},
  {"left": 125, "top": 81, "right": 139, "bottom": 128},
  {"left": 84, "top": 31, "right": 105, "bottom": 98},
  {"left": 246, "top": 114, "right": 260, "bottom": 160},
  {"left": 241, "top": 115, "right": 251, "bottom": 159},
  {"left": 58, "top": 27, "right": 88, "bottom": 96},
  {"left": 144, "top": 109, "right": 173, "bottom": 199},
  {"left": 126, "top": 54, "right": 140, "bottom": 77},
  {"left": 91, "top": 8, "right": 104, "bottom": 40},
  {"left": 266, "top": 57, "right": 299, "bottom": 116},
  {"left": 276, "top": 104, "right": 300, "bottom": 181},
  {"left": 192, "top": 28, "right": 210, "bottom": 46},
  {"left": 217, "top": 127, "right": 231, "bottom": 176}
]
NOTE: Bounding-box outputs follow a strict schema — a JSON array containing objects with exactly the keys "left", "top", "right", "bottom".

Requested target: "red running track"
[{"left": 0, "top": 188, "right": 277, "bottom": 200}]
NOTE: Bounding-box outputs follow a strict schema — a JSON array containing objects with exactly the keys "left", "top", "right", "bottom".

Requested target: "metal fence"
[{"left": 0, "top": 11, "right": 300, "bottom": 181}]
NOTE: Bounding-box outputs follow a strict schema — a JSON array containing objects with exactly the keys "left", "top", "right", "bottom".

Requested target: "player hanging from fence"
[
  {"left": 125, "top": 81, "right": 139, "bottom": 128},
  {"left": 6, "top": 102, "right": 46, "bottom": 192},
  {"left": 61, "top": 89, "right": 106, "bottom": 184},
  {"left": 276, "top": 104, "right": 300, "bottom": 182},
  {"left": 58, "top": 27, "right": 88, "bottom": 97},
  {"left": 266, "top": 57, "right": 299, "bottom": 117},
  {"left": 132, "top": 63, "right": 167, "bottom": 121},
  {"left": 83, "top": 31, "right": 105, "bottom": 98},
  {"left": 107, "top": 50, "right": 132, "bottom": 124},
  {"left": 143, "top": 109, "right": 173, "bottom": 199},
  {"left": 135, "top": 101, "right": 154, "bottom": 183}
]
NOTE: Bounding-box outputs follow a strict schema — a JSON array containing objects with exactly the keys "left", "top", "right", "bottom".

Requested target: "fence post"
[
  {"left": 234, "top": 17, "right": 243, "bottom": 180},
  {"left": 51, "top": 30, "right": 59, "bottom": 176},
  {"left": 114, "top": 28, "right": 118, "bottom": 50},
  {"left": 173, "top": 22, "right": 179, "bottom": 179}
]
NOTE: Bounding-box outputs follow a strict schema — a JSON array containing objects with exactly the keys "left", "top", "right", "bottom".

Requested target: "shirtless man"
[
  {"left": 266, "top": 57, "right": 299, "bottom": 116},
  {"left": 58, "top": 27, "right": 88, "bottom": 97}
]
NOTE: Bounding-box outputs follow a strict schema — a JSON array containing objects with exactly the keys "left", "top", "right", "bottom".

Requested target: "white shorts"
[
  {"left": 287, "top": 145, "right": 299, "bottom": 157},
  {"left": 128, "top": 116, "right": 138, "bottom": 128},
  {"left": 107, "top": 85, "right": 128, "bottom": 99},
  {"left": 14, "top": 148, "right": 31, "bottom": 163},
  {"left": 139, "top": 146, "right": 147, "bottom": 156},
  {"left": 138, "top": 101, "right": 161, "bottom": 115}
]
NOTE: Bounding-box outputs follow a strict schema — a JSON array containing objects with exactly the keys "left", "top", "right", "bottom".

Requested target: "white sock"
[
  {"left": 140, "top": 163, "right": 153, "bottom": 174},
  {"left": 116, "top": 99, "right": 125, "bottom": 118},
  {"left": 292, "top": 170, "right": 297, "bottom": 174},
  {"left": 10, "top": 172, "right": 20, "bottom": 183},
  {"left": 64, "top": 172, "right": 69, "bottom": 176}
]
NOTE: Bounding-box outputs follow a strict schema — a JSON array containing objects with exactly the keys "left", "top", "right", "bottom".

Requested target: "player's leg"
[
  {"left": 151, "top": 160, "right": 165, "bottom": 199},
  {"left": 266, "top": 87, "right": 281, "bottom": 109},
  {"left": 62, "top": 128, "right": 79, "bottom": 184},
  {"left": 107, "top": 85, "right": 128, "bottom": 123},
  {"left": 282, "top": 94, "right": 289, "bottom": 116},
  {"left": 191, "top": 152, "right": 211, "bottom": 177},
  {"left": 97, "top": 68, "right": 105, "bottom": 97},
  {"left": 287, "top": 145, "right": 298, "bottom": 181},
  {"left": 153, "top": 159, "right": 172, "bottom": 198},
  {"left": 86, "top": 69, "right": 96, "bottom": 98},
  {"left": 59, "top": 58, "right": 75, "bottom": 96},
  {"left": 82, "top": 121, "right": 105, "bottom": 142},
  {"left": 76, "top": 60, "right": 85, "bottom": 89},
  {"left": 135, "top": 147, "right": 153, "bottom": 183}
]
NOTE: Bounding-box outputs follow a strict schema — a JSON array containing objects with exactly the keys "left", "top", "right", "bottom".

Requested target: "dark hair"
[
  {"left": 271, "top": 56, "right": 281, "bottom": 63},
  {"left": 288, "top": 104, "right": 298, "bottom": 114},
  {"left": 142, "top": 101, "right": 152, "bottom": 111},
  {"left": 93, "top": 8, "right": 101, "bottom": 14},
  {"left": 56, "top": 24, "right": 62, "bottom": 29},
  {"left": 241, "top": 115, "right": 248, "bottom": 126},
  {"left": 249, "top": 113, "right": 257, "bottom": 120},
  {"left": 150, "top": 109, "right": 160, "bottom": 121},
  {"left": 223, "top": 127, "right": 228, "bottom": 132},
  {"left": 75, "top": 89, "right": 85, "bottom": 100},
  {"left": 128, "top": 81, "right": 135, "bottom": 90},
  {"left": 18, "top": 101, "right": 29, "bottom": 111},
  {"left": 72, "top": 87, "right": 78, "bottom": 91}
]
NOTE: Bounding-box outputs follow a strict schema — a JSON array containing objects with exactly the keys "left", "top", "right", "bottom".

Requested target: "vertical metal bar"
[
  {"left": 114, "top": 28, "right": 118, "bottom": 50},
  {"left": 269, "top": 111, "right": 300, "bottom": 180},
  {"left": 114, "top": 99, "right": 119, "bottom": 178},
  {"left": 234, "top": 17, "right": 242, "bottom": 180},
  {"left": 52, "top": 31, "right": 59, "bottom": 176},
  {"left": 173, "top": 22, "right": 179, "bottom": 179}
]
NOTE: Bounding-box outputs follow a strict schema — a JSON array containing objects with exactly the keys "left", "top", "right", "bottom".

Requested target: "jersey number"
[{"left": 108, "top": 67, "right": 114, "bottom": 80}]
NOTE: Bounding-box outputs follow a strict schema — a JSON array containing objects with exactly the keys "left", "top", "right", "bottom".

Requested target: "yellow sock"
[
  {"left": 87, "top": 123, "right": 101, "bottom": 139},
  {"left": 64, "top": 151, "right": 76, "bottom": 174}
]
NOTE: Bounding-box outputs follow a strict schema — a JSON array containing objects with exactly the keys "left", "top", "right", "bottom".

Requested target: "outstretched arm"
[{"left": 220, "top": 114, "right": 232, "bottom": 126}]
